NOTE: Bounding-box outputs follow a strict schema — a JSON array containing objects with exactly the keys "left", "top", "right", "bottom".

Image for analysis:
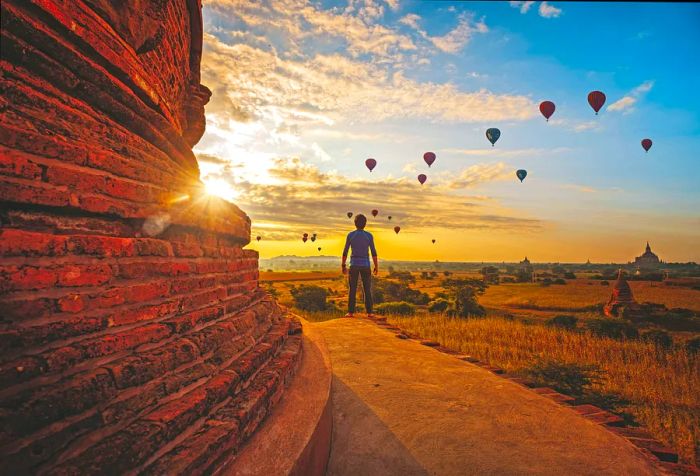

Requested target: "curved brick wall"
[{"left": 0, "top": 1, "right": 302, "bottom": 473}]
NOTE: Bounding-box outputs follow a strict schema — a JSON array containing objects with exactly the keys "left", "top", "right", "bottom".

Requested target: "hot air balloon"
[
  {"left": 318, "top": 247, "right": 321, "bottom": 252},
  {"left": 588, "top": 91, "right": 606, "bottom": 115},
  {"left": 256, "top": 236, "right": 261, "bottom": 242},
  {"left": 539, "top": 101, "right": 555, "bottom": 121},
  {"left": 423, "top": 152, "right": 436, "bottom": 167},
  {"left": 394, "top": 226, "right": 401, "bottom": 235},
  {"left": 302, "top": 236, "right": 308, "bottom": 243},
  {"left": 371, "top": 209, "right": 378, "bottom": 217},
  {"left": 417, "top": 174, "right": 427, "bottom": 185},
  {"left": 516, "top": 169, "right": 527, "bottom": 182},
  {"left": 486, "top": 128, "right": 500, "bottom": 147},
  {"left": 641, "top": 138, "right": 652, "bottom": 152},
  {"left": 365, "top": 158, "right": 377, "bottom": 172},
  {"left": 347, "top": 212, "right": 353, "bottom": 219},
  {"left": 311, "top": 236, "right": 316, "bottom": 242},
  {"left": 388, "top": 216, "right": 392, "bottom": 220},
  {"left": 432, "top": 239, "right": 436, "bottom": 244}
]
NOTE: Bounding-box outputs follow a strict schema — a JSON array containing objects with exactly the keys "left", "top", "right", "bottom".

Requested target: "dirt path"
[{"left": 311, "top": 317, "right": 660, "bottom": 476}]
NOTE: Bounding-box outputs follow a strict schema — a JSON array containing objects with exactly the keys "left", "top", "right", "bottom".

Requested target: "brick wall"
[{"left": 0, "top": 1, "right": 302, "bottom": 473}]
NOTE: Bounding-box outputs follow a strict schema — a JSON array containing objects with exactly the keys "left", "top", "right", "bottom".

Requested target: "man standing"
[{"left": 342, "top": 214, "right": 378, "bottom": 318}]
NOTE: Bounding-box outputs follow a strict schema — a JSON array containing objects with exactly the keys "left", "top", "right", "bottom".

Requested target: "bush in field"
[
  {"left": 525, "top": 359, "right": 604, "bottom": 397},
  {"left": 428, "top": 299, "right": 450, "bottom": 313},
  {"left": 640, "top": 330, "right": 673, "bottom": 349},
  {"left": 441, "top": 278, "right": 488, "bottom": 294},
  {"left": 600, "top": 280, "right": 609, "bottom": 286},
  {"left": 451, "top": 286, "right": 485, "bottom": 318},
  {"left": 585, "top": 319, "right": 639, "bottom": 340},
  {"left": 547, "top": 315, "right": 578, "bottom": 330},
  {"left": 387, "top": 270, "right": 415, "bottom": 283},
  {"left": 290, "top": 285, "right": 330, "bottom": 312},
  {"left": 553, "top": 278, "right": 567, "bottom": 285},
  {"left": 372, "top": 278, "right": 429, "bottom": 305},
  {"left": 685, "top": 336, "right": 700, "bottom": 355},
  {"left": 564, "top": 271, "right": 577, "bottom": 279},
  {"left": 443, "top": 271, "right": 452, "bottom": 276},
  {"left": 375, "top": 301, "right": 416, "bottom": 316}
]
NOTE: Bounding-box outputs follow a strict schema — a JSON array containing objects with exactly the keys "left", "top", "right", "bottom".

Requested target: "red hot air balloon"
[
  {"left": 423, "top": 152, "right": 436, "bottom": 167},
  {"left": 302, "top": 236, "right": 308, "bottom": 243},
  {"left": 394, "top": 226, "right": 401, "bottom": 234},
  {"left": 417, "top": 174, "right": 427, "bottom": 185},
  {"left": 588, "top": 91, "right": 606, "bottom": 115},
  {"left": 256, "top": 236, "right": 261, "bottom": 242},
  {"left": 365, "top": 158, "right": 377, "bottom": 172},
  {"left": 371, "top": 209, "right": 379, "bottom": 217},
  {"left": 641, "top": 138, "right": 652, "bottom": 152},
  {"left": 539, "top": 101, "right": 555, "bottom": 121},
  {"left": 347, "top": 212, "right": 353, "bottom": 219},
  {"left": 432, "top": 239, "right": 436, "bottom": 244},
  {"left": 388, "top": 216, "right": 392, "bottom": 220},
  {"left": 318, "top": 247, "right": 321, "bottom": 252}
]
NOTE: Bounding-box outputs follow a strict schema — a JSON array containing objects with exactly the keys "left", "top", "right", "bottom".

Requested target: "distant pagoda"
[
  {"left": 604, "top": 269, "right": 638, "bottom": 317},
  {"left": 633, "top": 242, "right": 661, "bottom": 268}
]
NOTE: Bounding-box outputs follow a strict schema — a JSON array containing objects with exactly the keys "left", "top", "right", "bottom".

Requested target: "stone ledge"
[{"left": 218, "top": 315, "right": 332, "bottom": 476}]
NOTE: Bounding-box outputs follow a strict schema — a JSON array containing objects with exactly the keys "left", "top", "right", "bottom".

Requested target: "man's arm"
[
  {"left": 341, "top": 233, "right": 351, "bottom": 274},
  {"left": 369, "top": 234, "right": 378, "bottom": 275}
]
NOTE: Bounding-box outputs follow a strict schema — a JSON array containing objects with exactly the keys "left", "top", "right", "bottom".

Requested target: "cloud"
[
  {"left": 510, "top": 1, "right": 561, "bottom": 18},
  {"left": 426, "top": 14, "right": 488, "bottom": 53},
  {"left": 608, "top": 80, "right": 654, "bottom": 113},
  {"left": 206, "top": 0, "right": 416, "bottom": 59},
  {"left": 559, "top": 184, "right": 624, "bottom": 194},
  {"left": 440, "top": 147, "right": 572, "bottom": 157},
  {"left": 206, "top": 156, "right": 543, "bottom": 237},
  {"left": 201, "top": 34, "right": 537, "bottom": 128},
  {"left": 509, "top": 1, "right": 535, "bottom": 14},
  {"left": 399, "top": 13, "right": 421, "bottom": 30},
  {"left": 445, "top": 162, "right": 511, "bottom": 189},
  {"left": 538, "top": 2, "right": 562, "bottom": 18}
]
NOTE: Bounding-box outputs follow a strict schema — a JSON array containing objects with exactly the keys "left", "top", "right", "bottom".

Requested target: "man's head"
[{"left": 354, "top": 214, "right": 367, "bottom": 230}]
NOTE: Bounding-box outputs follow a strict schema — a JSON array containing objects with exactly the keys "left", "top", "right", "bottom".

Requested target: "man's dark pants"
[{"left": 348, "top": 266, "right": 373, "bottom": 314}]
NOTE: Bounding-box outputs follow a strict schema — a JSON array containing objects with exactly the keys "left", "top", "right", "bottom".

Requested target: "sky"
[{"left": 194, "top": 0, "right": 700, "bottom": 263}]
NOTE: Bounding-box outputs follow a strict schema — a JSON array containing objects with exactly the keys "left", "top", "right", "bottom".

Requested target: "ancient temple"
[
  {"left": 634, "top": 242, "right": 661, "bottom": 268},
  {"left": 0, "top": 1, "right": 304, "bottom": 473},
  {"left": 603, "top": 270, "right": 638, "bottom": 317}
]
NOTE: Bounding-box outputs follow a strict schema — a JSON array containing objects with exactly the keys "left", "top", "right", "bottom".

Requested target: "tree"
[
  {"left": 452, "top": 286, "right": 485, "bottom": 317},
  {"left": 480, "top": 266, "right": 500, "bottom": 284},
  {"left": 290, "top": 285, "right": 330, "bottom": 312}
]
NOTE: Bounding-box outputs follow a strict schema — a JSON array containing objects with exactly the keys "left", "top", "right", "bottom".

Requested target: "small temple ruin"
[{"left": 603, "top": 270, "right": 638, "bottom": 317}]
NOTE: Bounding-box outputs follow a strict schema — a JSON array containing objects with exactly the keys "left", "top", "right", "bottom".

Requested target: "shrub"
[
  {"left": 553, "top": 278, "right": 567, "bottom": 285},
  {"left": 525, "top": 359, "right": 603, "bottom": 397},
  {"left": 372, "top": 278, "right": 429, "bottom": 305},
  {"left": 451, "top": 286, "right": 485, "bottom": 318},
  {"left": 290, "top": 285, "right": 330, "bottom": 312},
  {"left": 684, "top": 336, "right": 700, "bottom": 355},
  {"left": 600, "top": 280, "right": 609, "bottom": 286},
  {"left": 564, "top": 272, "right": 577, "bottom": 279},
  {"left": 387, "top": 270, "right": 415, "bottom": 283},
  {"left": 547, "top": 315, "right": 578, "bottom": 330},
  {"left": 640, "top": 330, "right": 673, "bottom": 349},
  {"left": 428, "top": 299, "right": 450, "bottom": 313},
  {"left": 375, "top": 301, "right": 416, "bottom": 316},
  {"left": 585, "top": 319, "right": 639, "bottom": 340}
]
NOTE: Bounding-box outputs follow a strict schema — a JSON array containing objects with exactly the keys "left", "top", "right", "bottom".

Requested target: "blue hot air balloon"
[
  {"left": 516, "top": 169, "right": 527, "bottom": 182},
  {"left": 486, "top": 128, "right": 501, "bottom": 147}
]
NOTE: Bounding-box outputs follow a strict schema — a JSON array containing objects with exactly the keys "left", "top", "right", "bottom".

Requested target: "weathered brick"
[
  {"left": 4, "top": 369, "right": 117, "bottom": 436},
  {"left": 0, "top": 265, "right": 57, "bottom": 291},
  {"left": 0, "top": 229, "right": 67, "bottom": 256},
  {"left": 65, "top": 235, "right": 135, "bottom": 257},
  {"left": 56, "top": 264, "right": 112, "bottom": 287}
]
